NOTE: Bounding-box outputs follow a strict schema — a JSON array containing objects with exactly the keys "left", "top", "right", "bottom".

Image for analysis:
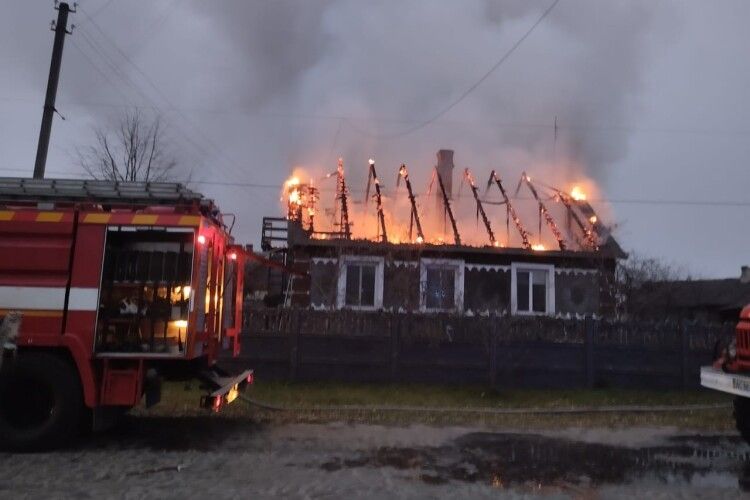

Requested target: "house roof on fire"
[{"left": 278, "top": 150, "right": 627, "bottom": 259}]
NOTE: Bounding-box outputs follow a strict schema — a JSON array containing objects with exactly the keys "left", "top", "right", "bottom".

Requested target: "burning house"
[{"left": 259, "top": 150, "right": 625, "bottom": 318}]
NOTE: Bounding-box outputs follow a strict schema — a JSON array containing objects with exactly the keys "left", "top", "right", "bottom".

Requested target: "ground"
[
  {"left": 140, "top": 381, "right": 737, "bottom": 430},
  {"left": 1, "top": 384, "right": 747, "bottom": 498}
]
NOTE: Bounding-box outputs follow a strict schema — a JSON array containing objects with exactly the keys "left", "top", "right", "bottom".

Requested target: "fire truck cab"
[
  {"left": 0, "top": 178, "right": 251, "bottom": 450},
  {"left": 701, "top": 304, "right": 750, "bottom": 442}
]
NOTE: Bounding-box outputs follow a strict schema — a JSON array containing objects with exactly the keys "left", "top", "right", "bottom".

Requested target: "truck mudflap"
[
  {"left": 700, "top": 366, "right": 750, "bottom": 398},
  {"left": 198, "top": 365, "right": 254, "bottom": 412}
]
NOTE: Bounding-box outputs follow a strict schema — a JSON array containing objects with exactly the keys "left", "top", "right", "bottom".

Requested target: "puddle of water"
[{"left": 321, "top": 432, "right": 750, "bottom": 492}]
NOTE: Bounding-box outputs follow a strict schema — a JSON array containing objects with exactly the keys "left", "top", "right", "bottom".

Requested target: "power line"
[
  {"left": 184, "top": 178, "right": 750, "bottom": 207},
  {"left": 0, "top": 166, "right": 745, "bottom": 208},
  {"left": 70, "top": 39, "right": 129, "bottom": 104},
  {"left": 346, "top": 0, "right": 562, "bottom": 139},
  {"left": 84, "top": 0, "right": 119, "bottom": 22},
  {"left": 127, "top": 0, "right": 184, "bottom": 55},
  {"left": 6, "top": 94, "right": 750, "bottom": 138},
  {"left": 74, "top": 26, "right": 216, "bottom": 162},
  {"left": 70, "top": 21, "right": 220, "bottom": 179},
  {"left": 71, "top": 23, "right": 252, "bottom": 182},
  {"left": 77, "top": 6, "right": 252, "bottom": 183}
]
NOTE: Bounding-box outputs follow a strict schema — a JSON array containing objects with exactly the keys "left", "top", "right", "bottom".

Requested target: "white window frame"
[
  {"left": 511, "top": 262, "right": 555, "bottom": 316},
  {"left": 336, "top": 255, "right": 384, "bottom": 310},
  {"left": 419, "top": 258, "right": 464, "bottom": 313}
]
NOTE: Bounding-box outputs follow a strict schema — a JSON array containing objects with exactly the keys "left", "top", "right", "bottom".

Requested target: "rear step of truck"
[{"left": 197, "top": 365, "right": 254, "bottom": 412}]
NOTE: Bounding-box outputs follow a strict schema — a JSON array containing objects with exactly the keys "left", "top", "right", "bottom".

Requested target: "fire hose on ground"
[{"left": 237, "top": 395, "right": 730, "bottom": 415}]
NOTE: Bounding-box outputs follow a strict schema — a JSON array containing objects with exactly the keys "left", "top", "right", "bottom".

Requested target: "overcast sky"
[{"left": 2, "top": 0, "right": 748, "bottom": 278}]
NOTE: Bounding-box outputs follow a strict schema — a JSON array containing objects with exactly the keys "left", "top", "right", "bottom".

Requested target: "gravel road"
[{"left": 1, "top": 417, "right": 748, "bottom": 499}]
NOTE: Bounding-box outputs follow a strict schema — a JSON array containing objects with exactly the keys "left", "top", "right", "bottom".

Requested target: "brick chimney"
[
  {"left": 741, "top": 266, "right": 750, "bottom": 284},
  {"left": 434, "top": 149, "right": 455, "bottom": 212}
]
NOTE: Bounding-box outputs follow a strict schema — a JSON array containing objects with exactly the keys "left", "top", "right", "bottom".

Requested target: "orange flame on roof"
[
  {"left": 570, "top": 185, "right": 587, "bottom": 201},
  {"left": 280, "top": 161, "right": 611, "bottom": 252}
]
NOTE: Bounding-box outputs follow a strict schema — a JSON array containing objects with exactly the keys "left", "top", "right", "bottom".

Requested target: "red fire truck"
[
  {"left": 0, "top": 178, "right": 252, "bottom": 450},
  {"left": 701, "top": 305, "right": 750, "bottom": 442}
]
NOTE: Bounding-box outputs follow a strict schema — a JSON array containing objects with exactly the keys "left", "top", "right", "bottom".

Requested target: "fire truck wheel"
[
  {"left": 0, "top": 352, "right": 83, "bottom": 451},
  {"left": 734, "top": 397, "right": 750, "bottom": 444}
]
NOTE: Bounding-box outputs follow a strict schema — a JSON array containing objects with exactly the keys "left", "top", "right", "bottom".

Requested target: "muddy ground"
[{"left": 1, "top": 418, "right": 748, "bottom": 499}]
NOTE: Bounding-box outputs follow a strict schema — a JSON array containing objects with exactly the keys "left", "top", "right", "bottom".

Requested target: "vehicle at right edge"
[{"left": 701, "top": 304, "right": 750, "bottom": 442}]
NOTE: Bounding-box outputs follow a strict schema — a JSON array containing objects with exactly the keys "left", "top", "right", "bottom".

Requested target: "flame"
[
  {"left": 283, "top": 173, "right": 310, "bottom": 223},
  {"left": 172, "top": 319, "right": 188, "bottom": 329},
  {"left": 289, "top": 189, "right": 301, "bottom": 205},
  {"left": 278, "top": 161, "right": 610, "bottom": 251},
  {"left": 285, "top": 176, "right": 300, "bottom": 188},
  {"left": 570, "top": 185, "right": 587, "bottom": 201}
]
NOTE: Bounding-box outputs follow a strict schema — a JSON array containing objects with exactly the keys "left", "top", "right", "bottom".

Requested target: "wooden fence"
[{"left": 222, "top": 308, "right": 735, "bottom": 389}]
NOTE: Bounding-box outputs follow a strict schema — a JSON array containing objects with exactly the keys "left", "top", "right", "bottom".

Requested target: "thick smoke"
[
  {"left": 1, "top": 1, "right": 662, "bottom": 246},
  {"left": 195, "top": 0, "right": 660, "bottom": 244},
  {"left": 199, "top": 0, "right": 658, "bottom": 180}
]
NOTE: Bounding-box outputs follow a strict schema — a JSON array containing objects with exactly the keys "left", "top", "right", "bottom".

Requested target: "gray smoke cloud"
[
  {"left": 2, "top": 1, "right": 665, "bottom": 188},
  {"left": 194, "top": 0, "right": 663, "bottom": 186},
  {"left": 160, "top": 0, "right": 668, "bottom": 248}
]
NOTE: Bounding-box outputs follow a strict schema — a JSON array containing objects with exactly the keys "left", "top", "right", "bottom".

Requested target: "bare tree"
[
  {"left": 617, "top": 254, "right": 686, "bottom": 289},
  {"left": 77, "top": 110, "right": 177, "bottom": 182},
  {"left": 614, "top": 253, "right": 689, "bottom": 318}
]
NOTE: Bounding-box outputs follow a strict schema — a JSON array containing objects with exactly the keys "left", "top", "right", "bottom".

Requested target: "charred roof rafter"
[
  {"left": 485, "top": 170, "right": 531, "bottom": 250},
  {"left": 335, "top": 158, "right": 351, "bottom": 240},
  {"left": 434, "top": 167, "right": 461, "bottom": 245},
  {"left": 554, "top": 190, "right": 598, "bottom": 250},
  {"left": 517, "top": 172, "right": 566, "bottom": 251},
  {"left": 461, "top": 168, "right": 495, "bottom": 246},
  {"left": 364, "top": 159, "right": 388, "bottom": 243},
  {"left": 397, "top": 164, "right": 425, "bottom": 243}
]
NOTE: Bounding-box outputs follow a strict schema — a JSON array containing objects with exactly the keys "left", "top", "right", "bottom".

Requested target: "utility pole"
[{"left": 34, "top": 2, "right": 75, "bottom": 179}]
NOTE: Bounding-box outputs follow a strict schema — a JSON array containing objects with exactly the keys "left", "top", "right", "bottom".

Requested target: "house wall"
[
  {"left": 555, "top": 269, "right": 600, "bottom": 316},
  {"left": 464, "top": 267, "right": 510, "bottom": 314},
  {"left": 383, "top": 262, "right": 420, "bottom": 311},
  {"left": 309, "top": 259, "right": 337, "bottom": 309},
  {"left": 291, "top": 243, "right": 615, "bottom": 316}
]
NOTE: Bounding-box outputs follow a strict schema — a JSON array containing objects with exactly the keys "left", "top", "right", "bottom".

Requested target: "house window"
[
  {"left": 425, "top": 267, "right": 455, "bottom": 310},
  {"left": 420, "top": 258, "right": 464, "bottom": 312},
  {"left": 511, "top": 263, "right": 555, "bottom": 315},
  {"left": 345, "top": 263, "right": 376, "bottom": 306},
  {"left": 337, "top": 256, "right": 384, "bottom": 310}
]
